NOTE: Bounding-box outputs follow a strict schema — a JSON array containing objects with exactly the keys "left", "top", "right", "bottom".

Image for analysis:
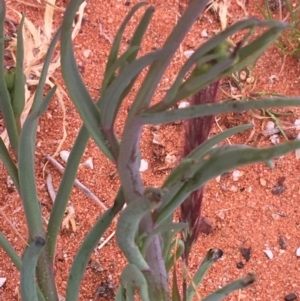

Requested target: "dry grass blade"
[
  {"left": 206, "top": 0, "right": 231, "bottom": 30},
  {"left": 2, "top": 1, "right": 87, "bottom": 158}
]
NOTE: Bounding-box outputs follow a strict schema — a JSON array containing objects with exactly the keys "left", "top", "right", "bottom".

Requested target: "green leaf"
[
  {"left": 166, "top": 239, "right": 184, "bottom": 272},
  {"left": 100, "top": 45, "right": 140, "bottom": 95},
  {"left": 16, "top": 24, "right": 60, "bottom": 241},
  {"left": 0, "top": 233, "right": 46, "bottom": 301},
  {"left": 122, "top": 6, "right": 155, "bottom": 68},
  {"left": 0, "top": 0, "right": 19, "bottom": 156},
  {"left": 20, "top": 236, "right": 46, "bottom": 301},
  {"left": 12, "top": 14, "right": 25, "bottom": 125},
  {"left": 65, "top": 188, "right": 125, "bottom": 301},
  {"left": 202, "top": 274, "right": 257, "bottom": 301},
  {"left": 0, "top": 137, "right": 20, "bottom": 192},
  {"left": 99, "top": 5, "right": 155, "bottom": 124},
  {"left": 146, "top": 19, "right": 287, "bottom": 113},
  {"left": 19, "top": 87, "right": 56, "bottom": 239},
  {"left": 47, "top": 125, "right": 89, "bottom": 260},
  {"left": 187, "top": 249, "right": 223, "bottom": 301},
  {"left": 174, "top": 56, "right": 236, "bottom": 103},
  {"left": 156, "top": 140, "right": 300, "bottom": 225},
  {"left": 99, "top": 48, "right": 168, "bottom": 131},
  {"left": 126, "top": 0, "right": 210, "bottom": 115},
  {"left": 163, "top": 124, "right": 252, "bottom": 189},
  {"left": 172, "top": 266, "right": 181, "bottom": 301},
  {"left": 104, "top": 2, "right": 147, "bottom": 82},
  {"left": 231, "top": 24, "right": 288, "bottom": 72},
  {"left": 140, "top": 97, "right": 300, "bottom": 125},
  {"left": 0, "top": 232, "right": 22, "bottom": 270},
  {"left": 60, "top": 0, "right": 113, "bottom": 161}
]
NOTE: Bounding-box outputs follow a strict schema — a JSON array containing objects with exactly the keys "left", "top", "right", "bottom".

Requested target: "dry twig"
[{"left": 45, "top": 154, "right": 108, "bottom": 211}]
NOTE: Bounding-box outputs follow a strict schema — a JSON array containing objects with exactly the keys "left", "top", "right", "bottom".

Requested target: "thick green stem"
[{"left": 36, "top": 248, "right": 59, "bottom": 301}]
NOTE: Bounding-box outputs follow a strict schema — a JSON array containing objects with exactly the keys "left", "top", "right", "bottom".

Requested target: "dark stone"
[
  {"left": 240, "top": 247, "right": 251, "bottom": 262},
  {"left": 236, "top": 262, "right": 244, "bottom": 269},
  {"left": 285, "top": 293, "right": 297, "bottom": 301}
]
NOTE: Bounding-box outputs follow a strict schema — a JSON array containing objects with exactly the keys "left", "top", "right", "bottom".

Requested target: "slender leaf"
[
  {"left": 100, "top": 45, "right": 140, "bottom": 95},
  {"left": 0, "top": 233, "right": 46, "bottom": 301},
  {"left": 187, "top": 249, "right": 223, "bottom": 301},
  {"left": 104, "top": 2, "right": 147, "bottom": 80},
  {"left": 202, "top": 274, "right": 257, "bottom": 301},
  {"left": 127, "top": 0, "right": 210, "bottom": 115},
  {"left": 172, "top": 266, "right": 181, "bottom": 301},
  {"left": 19, "top": 87, "right": 56, "bottom": 238},
  {"left": 163, "top": 124, "right": 252, "bottom": 188},
  {"left": 0, "top": 232, "right": 22, "bottom": 270},
  {"left": 99, "top": 48, "right": 168, "bottom": 131},
  {"left": 102, "top": 5, "right": 155, "bottom": 102},
  {"left": 65, "top": 188, "right": 125, "bottom": 301},
  {"left": 60, "top": 0, "right": 113, "bottom": 161},
  {"left": 156, "top": 140, "right": 300, "bottom": 225},
  {"left": 140, "top": 97, "right": 300, "bottom": 125},
  {"left": 20, "top": 236, "right": 46, "bottom": 301},
  {"left": 174, "top": 56, "right": 236, "bottom": 104},
  {"left": 0, "top": 0, "right": 19, "bottom": 156},
  {"left": 47, "top": 125, "right": 89, "bottom": 260},
  {"left": 123, "top": 6, "right": 155, "bottom": 68},
  {"left": 17, "top": 28, "right": 61, "bottom": 225},
  {"left": 0, "top": 137, "right": 19, "bottom": 192},
  {"left": 166, "top": 239, "right": 184, "bottom": 272},
  {"left": 12, "top": 14, "right": 25, "bottom": 126},
  {"left": 231, "top": 24, "right": 289, "bottom": 72},
  {"left": 146, "top": 19, "right": 287, "bottom": 113}
]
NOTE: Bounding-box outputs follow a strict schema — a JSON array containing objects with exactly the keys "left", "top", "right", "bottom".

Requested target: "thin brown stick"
[
  {"left": 45, "top": 154, "right": 108, "bottom": 211},
  {"left": 46, "top": 173, "right": 56, "bottom": 203}
]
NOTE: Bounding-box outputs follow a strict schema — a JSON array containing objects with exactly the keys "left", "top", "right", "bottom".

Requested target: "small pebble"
[
  {"left": 139, "top": 159, "right": 148, "bottom": 172},
  {"left": 83, "top": 157, "right": 94, "bottom": 169},
  {"left": 263, "top": 249, "right": 274, "bottom": 260},
  {"left": 284, "top": 293, "right": 297, "bottom": 301},
  {"left": 296, "top": 247, "right": 300, "bottom": 257},
  {"left": 0, "top": 278, "right": 6, "bottom": 288},
  {"left": 178, "top": 101, "right": 190, "bottom": 108},
  {"left": 200, "top": 29, "right": 208, "bottom": 38},
  {"left": 260, "top": 178, "right": 267, "bottom": 186},
  {"left": 60, "top": 150, "right": 70, "bottom": 163},
  {"left": 294, "top": 119, "right": 300, "bottom": 130},
  {"left": 183, "top": 50, "right": 194, "bottom": 58},
  {"left": 232, "top": 170, "right": 242, "bottom": 181},
  {"left": 236, "top": 262, "right": 244, "bottom": 269}
]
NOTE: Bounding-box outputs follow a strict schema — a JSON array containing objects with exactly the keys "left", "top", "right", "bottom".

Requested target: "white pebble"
[
  {"left": 294, "top": 119, "right": 300, "bottom": 130},
  {"left": 83, "top": 49, "right": 91, "bottom": 58},
  {"left": 296, "top": 247, "right": 300, "bottom": 257},
  {"left": 178, "top": 101, "right": 190, "bottom": 109},
  {"left": 83, "top": 157, "right": 94, "bottom": 169},
  {"left": 139, "top": 159, "right": 148, "bottom": 172},
  {"left": 0, "top": 278, "right": 6, "bottom": 287},
  {"left": 183, "top": 50, "right": 194, "bottom": 58},
  {"left": 59, "top": 150, "right": 70, "bottom": 163},
  {"left": 263, "top": 249, "right": 274, "bottom": 260},
  {"left": 232, "top": 170, "right": 242, "bottom": 181},
  {"left": 200, "top": 29, "right": 208, "bottom": 38}
]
